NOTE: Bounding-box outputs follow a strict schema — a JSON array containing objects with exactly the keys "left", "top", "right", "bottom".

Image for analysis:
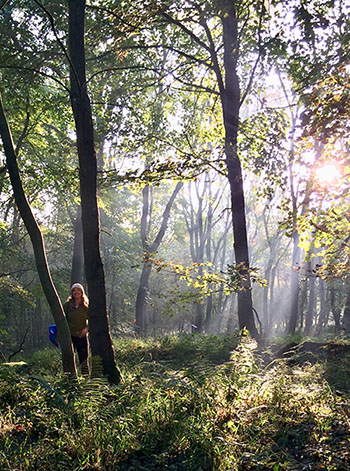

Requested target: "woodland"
[{"left": 0, "top": 0, "right": 350, "bottom": 470}]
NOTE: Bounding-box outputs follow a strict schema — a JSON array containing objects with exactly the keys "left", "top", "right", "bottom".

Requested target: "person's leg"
[{"left": 72, "top": 336, "right": 89, "bottom": 376}]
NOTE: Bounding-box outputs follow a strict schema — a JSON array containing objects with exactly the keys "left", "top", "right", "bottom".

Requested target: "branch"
[
  {"left": 160, "top": 11, "right": 211, "bottom": 54},
  {"left": 174, "top": 75, "right": 219, "bottom": 95},
  {"left": 122, "top": 43, "right": 213, "bottom": 70},
  {"left": 0, "top": 267, "right": 33, "bottom": 278},
  {"left": 87, "top": 65, "right": 160, "bottom": 83},
  {"left": 201, "top": 16, "right": 225, "bottom": 95},
  {"left": 8, "top": 327, "right": 29, "bottom": 361},
  {"left": 15, "top": 97, "right": 31, "bottom": 155},
  {"left": 240, "top": 0, "right": 265, "bottom": 106},
  {"left": 0, "top": 0, "right": 11, "bottom": 10},
  {"left": 150, "top": 182, "right": 184, "bottom": 251},
  {"left": 86, "top": 3, "right": 141, "bottom": 32},
  {"left": 0, "top": 65, "right": 69, "bottom": 92},
  {"left": 32, "top": 0, "right": 79, "bottom": 88}
]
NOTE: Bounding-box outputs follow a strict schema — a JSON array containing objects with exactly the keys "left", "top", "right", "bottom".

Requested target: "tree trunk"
[
  {"left": 68, "top": 0, "right": 120, "bottom": 384},
  {"left": 304, "top": 269, "right": 316, "bottom": 336},
  {"left": 70, "top": 205, "right": 84, "bottom": 285},
  {"left": 205, "top": 294, "right": 213, "bottom": 333},
  {"left": 205, "top": 194, "right": 214, "bottom": 333},
  {"left": 288, "top": 232, "right": 301, "bottom": 334},
  {"left": 329, "top": 282, "right": 341, "bottom": 332},
  {"left": 343, "top": 284, "right": 350, "bottom": 335},
  {"left": 315, "top": 278, "right": 327, "bottom": 335},
  {"left": 135, "top": 181, "right": 183, "bottom": 333},
  {"left": 135, "top": 263, "right": 152, "bottom": 334},
  {"left": 194, "top": 302, "right": 204, "bottom": 333},
  {"left": 263, "top": 263, "right": 272, "bottom": 333},
  {"left": 215, "top": 210, "right": 231, "bottom": 333},
  {"left": 221, "top": 3, "right": 259, "bottom": 338},
  {"left": 226, "top": 294, "right": 237, "bottom": 333},
  {"left": 0, "top": 90, "right": 77, "bottom": 377}
]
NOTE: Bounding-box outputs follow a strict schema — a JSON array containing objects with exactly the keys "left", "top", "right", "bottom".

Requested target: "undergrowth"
[{"left": 0, "top": 334, "right": 349, "bottom": 470}]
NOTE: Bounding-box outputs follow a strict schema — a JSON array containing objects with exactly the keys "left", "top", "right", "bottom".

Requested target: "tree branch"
[
  {"left": 240, "top": 0, "right": 265, "bottom": 106},
  {"left": 32, "top": 0, "right": 79, "bottom": 89},
  {"left": 8, "top": 327, "right": 29, "bottom": 361},
  {"left": 0, "top": 65, "right": 69, "bottom": 92}
]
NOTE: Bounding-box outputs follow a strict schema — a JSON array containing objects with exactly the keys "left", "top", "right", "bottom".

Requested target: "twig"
[{"left": 8, "top": 327, "right": 29, "bottom": 361}]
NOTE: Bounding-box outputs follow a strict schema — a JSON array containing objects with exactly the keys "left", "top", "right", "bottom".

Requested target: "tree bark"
[
  {"left": 0, "top": 90, "right": 77, "bottom": 377},
  {"left": 135, "top": 263, "right": 152, "bottom": 333},
  {"left": 220, "top": 2, "right": 259, "bottom": 338},
  {"left": 69, "top": 205, "right": 84, "bottom": 285},
  {"left": 68, "top": 0, "right": 120, "bottom": 384}
]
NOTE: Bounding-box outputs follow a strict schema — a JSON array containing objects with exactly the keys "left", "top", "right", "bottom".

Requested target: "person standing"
[{"left": 63, "top": 283, "right": 89, "bottom": 376}]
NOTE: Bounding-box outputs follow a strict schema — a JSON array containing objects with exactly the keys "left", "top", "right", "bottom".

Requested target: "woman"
[{"left": 63, "top": 283, "right": 89, "bottom": 376}]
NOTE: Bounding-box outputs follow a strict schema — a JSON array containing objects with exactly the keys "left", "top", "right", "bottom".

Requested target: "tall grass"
[{"left": 0, "top": 334, "right": 349, "bottom": 470}]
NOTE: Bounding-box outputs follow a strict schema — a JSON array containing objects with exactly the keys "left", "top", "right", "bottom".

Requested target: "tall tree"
[
  {"left": 0, "top": 90, "right": 77, "bottom": 377},
  {"left": 68, "top": 0, "right": 120, "bottom": 383},
  {"left": 147, "top": 0, "right": 274, "bottom": 337}
]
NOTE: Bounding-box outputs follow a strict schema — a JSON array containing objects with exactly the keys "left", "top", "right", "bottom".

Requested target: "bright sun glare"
[{"left": 314, "top": 164, "right": 341, "bottom": 185}]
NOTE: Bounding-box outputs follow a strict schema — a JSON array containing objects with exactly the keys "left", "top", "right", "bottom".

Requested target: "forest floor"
[{"left": 0, "top": 333, "right": 350, "bottom": 471}]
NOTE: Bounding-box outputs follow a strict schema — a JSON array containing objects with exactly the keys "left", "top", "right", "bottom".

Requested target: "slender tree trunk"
[
  {"left": 263, "top": 263, "right": 272, "bottom": 333},
  {"left": 183, "top": 181, "right": 205, "bottom": 333},
  {"left": 0, "top": 90, "right": 77, "bottom": 377},
  {"left": 194, "top": 302, "right": 204, "bottom": 333},
  {"left": 68, "top": 0, "right": 120, "bottom": 384},
  {"left": 343, "top": 283, "right": 350, "bottom": 335},
  {"left": 268, "top": 265, "right": 277, "bottom": 331},
  {"left": 226, "top": 294, "right": 237, "bottom": 333},
  {"left": 329, "top": 282, "right": 341, "bottom": 333},
  {"left": 70, "top": 205, "right": 84, "bottom": 285},
  {"left": 304, "top": 270, "right": 316, "bottom": 336},
  {"left": 205, "top": 295, "right": 213, "bottom": 333},
  {"left": 221, "top": 4, "right": 258, "bottom": 338},
  {"left": 135, "top": 182, "right": 183, "bottom": 333},
  {"left": 205, "top": 196, "right": 214, "bottom": 333},
  {"left": 288, "top": 232, "right": 301, "bottom": 334},
  {"left": 193, "top": 265, "right": 204, "bottom": 334},
  {"left": 216, "top": 214, "right": 230, "bottom": 332},
  {"left": 135, "top": 263, "right": 152, "bottom": 333},
  {"left": 315, "top": 278, "right": 327, "bottom": 335}
]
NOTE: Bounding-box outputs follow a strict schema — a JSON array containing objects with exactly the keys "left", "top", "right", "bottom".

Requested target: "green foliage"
[
  {"left": 239, "top": 108, "right": 290, "bottom": 198},
  {"left": 146, "top": 257, "right": 266, "bottom": 310},
  {"left": 1, "top": 335, "right": 350, "bottom": 470}
]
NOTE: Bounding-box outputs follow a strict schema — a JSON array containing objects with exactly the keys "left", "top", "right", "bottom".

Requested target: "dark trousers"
[{"left": 71, "top": 335, "right": 89, "bottom": 375}]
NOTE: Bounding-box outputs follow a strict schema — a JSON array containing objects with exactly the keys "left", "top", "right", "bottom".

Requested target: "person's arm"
[
  {"left": 79, "top": 306, "right": 89, "bottom": 337},
  {"left": 80, "top": 327, "right": 88, "bottom": 337}
]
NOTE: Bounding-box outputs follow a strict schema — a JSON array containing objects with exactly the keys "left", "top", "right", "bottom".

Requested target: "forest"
[{"left": 0, "top": 0, "right": 350, "bottom": 469}]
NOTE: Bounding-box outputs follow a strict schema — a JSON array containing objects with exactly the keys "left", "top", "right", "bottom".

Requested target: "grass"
[{"left": 0, "top": 333, "right": 349, "bottom": 470}]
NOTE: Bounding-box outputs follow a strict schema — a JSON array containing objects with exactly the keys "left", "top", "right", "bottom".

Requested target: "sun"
[{"left": 314, "top": 164, "right": 341, "bottom": 185}]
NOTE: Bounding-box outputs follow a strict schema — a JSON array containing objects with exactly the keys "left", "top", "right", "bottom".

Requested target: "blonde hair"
[{"left": 68, "top": 283, "right": 89, "bottom": 308}]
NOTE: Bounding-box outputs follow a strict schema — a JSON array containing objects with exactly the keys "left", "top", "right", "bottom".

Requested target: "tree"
[
  {"left": 68, "top": 0, "right": 120, "bottom": 383},
  {"left": 0, "top": 90, "right": 77, "bottom": 377},
  {"left": 140, "top": 0, "right": 276, "bottom": 338},
  {"left": 135, "top": 181, "right": 183, "bottom": 333},
  {"left": 181, "top": 175, "right": 228, "bottom": 333}
]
